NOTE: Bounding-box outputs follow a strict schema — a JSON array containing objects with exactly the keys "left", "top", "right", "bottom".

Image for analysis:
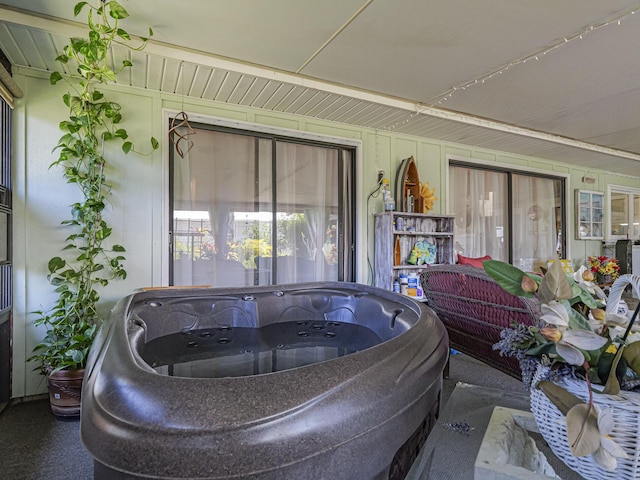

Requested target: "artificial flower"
[
  {"left": 521, "top": 275, "right": 538, "bottom": 293},
  {"left": 555, "top": 329, "right": 608, "bottom": 365},
  {"left": 574, "top": 265, "right": 607, "bottom": 300},
  {"left": 591, "top": 406, "right": 629, "bottom": 471},
  {"left": 588, "top": 308, "right": 640, "bottom": 336},
  {"left": 540, "top": 301, "right": 608, "bottom": 365},
  {"left": 540, "top": 301, "right": 570, "bottom": 327},
  {"left": 588, "top": 256, "right": 620, "bottom": 279}
]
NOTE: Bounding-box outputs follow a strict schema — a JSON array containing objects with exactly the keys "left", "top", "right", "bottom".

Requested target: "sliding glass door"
[
  {"left": 0, "top": 98, "right": 11, "bottom": 404},
  {"left": 170, "top": 123, "right": 355, "bottom": 287},
  {"left": 450, "top": 161, "right": 565, "bottom": 269}
]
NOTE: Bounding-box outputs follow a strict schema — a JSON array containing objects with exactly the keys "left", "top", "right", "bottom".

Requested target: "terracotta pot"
[{"left": 46, "top": 368, "right": 84, "bottom": 418}]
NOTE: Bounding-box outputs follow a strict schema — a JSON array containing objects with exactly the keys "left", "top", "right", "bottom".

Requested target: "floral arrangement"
[
  {"left": 487, "top": 259, "right": 640, "bottom": 471},
  {"left": 588, "top": 255, "right": 620, "bottom": 279}
]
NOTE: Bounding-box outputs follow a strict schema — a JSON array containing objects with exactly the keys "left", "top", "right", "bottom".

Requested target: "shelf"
[
  {"left": 375, "top": 212, "right": 455, "bottom": 291},
  {"left": 401, "top": 294, "right": 426, "bottom": 302},
  {"left": 393, "top": 230, "right": 453, "bottom": 236},
  {"left": 393, "top": 264, "right": 440, "bottom": 270}
]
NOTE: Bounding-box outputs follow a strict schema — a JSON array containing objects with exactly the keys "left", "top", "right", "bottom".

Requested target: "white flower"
[
  {"left": 540, "top": 301, "right": 570, "bottom": 327},
  {"left": 588, "top": 310, "right": 640, "bottom": 337},
  {"left": 540, "top": 301, "right": 607, "bottom": 365},
  {"left": 573, "top": 265, "right": 607, "bottom": 300},
  {"left": 591, "top": 406, "right": 628, "bottom": 471},
  {"left": 588, "top": 310, "right": 631, "bottom": 336},
  {"left": 556, "top": 329, "right": 608, "bottom": 365}
]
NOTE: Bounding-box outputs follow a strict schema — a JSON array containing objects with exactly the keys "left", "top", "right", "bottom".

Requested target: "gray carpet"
[
  {"left": 0, "top": 397, "right": 92, "bottom": 479},
  {"left": 0, "top": 354, "right": 534, "bottom": 479}
]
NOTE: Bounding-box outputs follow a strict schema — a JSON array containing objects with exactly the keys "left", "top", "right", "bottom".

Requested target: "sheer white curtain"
[
  {"left": 450, "top": 164, "right": 562, "bottom": 269},
  {"left": 450, "top": 167, "right": 507, "bottom": 260},
  {"left": 512, "top": 175, "right": 558, "bottom": 271},
  {"left": 172, "top": 128, "right": 258, "bottom": 287},
  {"left": 172, "top": 126, "right": 344, "bottom": 287},
  {"left": 275, "top": 142, "right": 338, "bottom": 283}
]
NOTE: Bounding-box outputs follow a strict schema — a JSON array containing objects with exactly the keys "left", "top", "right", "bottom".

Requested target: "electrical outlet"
[{"left": 377, "top": 169, "right": 384, "bottom": 184}]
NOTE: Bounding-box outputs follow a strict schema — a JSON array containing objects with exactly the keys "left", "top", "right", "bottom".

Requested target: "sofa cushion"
[{"left": 457, "top": 254, "right": 492, "bottom": 268}]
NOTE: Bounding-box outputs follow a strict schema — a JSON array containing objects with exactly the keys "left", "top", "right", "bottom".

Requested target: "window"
[
  {"left": 0, "top": 98, "right": 10, "bottom": 312},
  {"left": 169, "top": 121, "right": 356, "bottom": 287},
  {"left": 607, "top": 185, "right": 640, "bottom": 241},
  {"left": 576, "top": 190, "right": 604, "bottom": 240},
  {"left": 449, "top": 159, "right": 566, "bottom": 271}
]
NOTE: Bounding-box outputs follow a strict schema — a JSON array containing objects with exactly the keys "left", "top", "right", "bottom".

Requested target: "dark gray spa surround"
[{"left": 81, "top": 282, "right": 448, "bottom": 479}]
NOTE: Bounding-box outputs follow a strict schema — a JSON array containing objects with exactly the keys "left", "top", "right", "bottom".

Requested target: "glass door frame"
[
  {"left": 167, "top": 116, "right": 357, "bottom": 287},
  {"left": 447, "top": 155, "right": 569, "bottom": 264}
]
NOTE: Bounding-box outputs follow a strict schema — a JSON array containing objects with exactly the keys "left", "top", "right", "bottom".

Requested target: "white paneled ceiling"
[{"left": 2, "top": 1, "right": 640, "bottom": 175}]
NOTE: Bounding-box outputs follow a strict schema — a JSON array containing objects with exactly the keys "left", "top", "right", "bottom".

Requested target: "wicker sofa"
[{"left": 420, "top": 263, "right": 541, "bottom": 379}]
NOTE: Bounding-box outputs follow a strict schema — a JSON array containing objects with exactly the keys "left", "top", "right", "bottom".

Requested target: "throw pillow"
[{"left": 457, "top": 254, "right": 492, "bottom": 268}]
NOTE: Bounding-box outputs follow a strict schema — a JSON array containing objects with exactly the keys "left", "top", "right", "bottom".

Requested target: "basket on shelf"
[{"left": 530, "top": 274, "right": 640, "bottom": 480}]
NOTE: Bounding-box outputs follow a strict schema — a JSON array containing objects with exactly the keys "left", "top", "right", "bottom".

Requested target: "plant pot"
[
  {"left": 596, "top": 273, "right": 614, "bottom": 285},
  {"left": 46, "top": 368, "right": 84, "bottom": 418}
]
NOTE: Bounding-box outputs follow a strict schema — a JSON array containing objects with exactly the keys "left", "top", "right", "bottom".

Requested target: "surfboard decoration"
[{"left": 394, "top": 156, "right": 422, "bottom": 213}]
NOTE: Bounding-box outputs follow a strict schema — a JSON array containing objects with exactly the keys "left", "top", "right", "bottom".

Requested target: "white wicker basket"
[{"left": 530, "top": 274, "right": 640, "bottom": 480}]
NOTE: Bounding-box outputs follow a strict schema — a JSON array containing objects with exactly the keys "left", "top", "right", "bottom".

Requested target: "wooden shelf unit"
[{"left": 374, "top": 212, "right": 455, "bottom": 291}]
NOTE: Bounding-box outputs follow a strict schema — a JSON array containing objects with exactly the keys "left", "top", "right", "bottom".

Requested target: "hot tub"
[{"left": 81, "top": 282, "right": 448, "bottom": 480}]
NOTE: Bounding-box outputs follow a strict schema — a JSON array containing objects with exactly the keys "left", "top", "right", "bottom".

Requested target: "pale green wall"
[{"left": 10, "top": 66, "right": 640, "bottom": 397}]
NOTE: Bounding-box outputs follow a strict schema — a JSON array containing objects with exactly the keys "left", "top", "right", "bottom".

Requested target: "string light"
[
  {"left": 427, "top": 7, "right": 639, "bottom": 107},
  {"left": 380, "top": 6, "right": 640, "bottom": 132}
]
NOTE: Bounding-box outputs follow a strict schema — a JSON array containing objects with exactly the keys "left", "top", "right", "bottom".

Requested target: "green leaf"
[
  {"left": 483, "top": 260, "right": 536, "bottom": 297},
  {"left": 565, "top": 302, "right": 593, "bottom": 330},
  {"left": 573, "top": 285, "right": 599, "bottom": 309},
  {"left": 117, "top": 29, "right": 131, "bottom": 41},
  {"left": 122, "top": 59, "right": 133, "bottom": 68},
  {"left": 623, "top": 341, "right": 640, "bottom": 375},
  {"left": 112, "top": 244, "right": 126, "bottom": 252},
  {"left": 47, "top": 257, "right": 66, "bottom": 273},
  {"left": 55, "top": 54, "right": 69, "bottom": 64},
  {"left": 525, "top": 341, "right": 555, "bottom": 356},
  {"left": 114, "top": 128, "right": 128, "bottom": 139},
  {"left": 108, "top": 2, "right": 129, "bottom": 19},
  {"left": 73, "top": 2, "right": 88, "bottom": 17},
  {"left": 89, "top": 29, "right": 100, "bottom": 44},
  {"left": 151, "top": 137, "right": 159, "bottom": 149},
  {"left": 122, "top": 141, "right": 133, "bottom": 154},
  {"left": 50, "top": 71, "right": 63, "bottom": 85},
  {"left": 102, "top": 69, "right": 117, "bottom": 82}
]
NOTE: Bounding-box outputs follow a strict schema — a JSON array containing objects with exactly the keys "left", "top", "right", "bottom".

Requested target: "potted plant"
[
  {"left": 28, "top": 0, "right": 156, "bottom": 417},
  {"left": 587, "top": 255, "right": 620, "bottom": 285}
]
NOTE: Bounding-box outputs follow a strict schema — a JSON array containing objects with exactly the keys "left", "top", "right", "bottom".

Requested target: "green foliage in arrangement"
[{"left": 30, "top": 1, "right": 157, "bottom": 374}]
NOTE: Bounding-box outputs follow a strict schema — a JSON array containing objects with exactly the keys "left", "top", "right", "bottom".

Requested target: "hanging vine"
[{"left": 30, "top": 0, "right": 157, "bottom": 374}]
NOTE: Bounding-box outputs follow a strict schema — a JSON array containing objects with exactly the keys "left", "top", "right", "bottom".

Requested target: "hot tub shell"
[{"left": 81, "top": 282, "right": 448, "bottom": 479}]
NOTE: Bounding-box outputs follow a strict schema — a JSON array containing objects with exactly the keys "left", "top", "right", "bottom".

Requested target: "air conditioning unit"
[{"left": 616, "top": 239, "right": 633, "bottom": 275}]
